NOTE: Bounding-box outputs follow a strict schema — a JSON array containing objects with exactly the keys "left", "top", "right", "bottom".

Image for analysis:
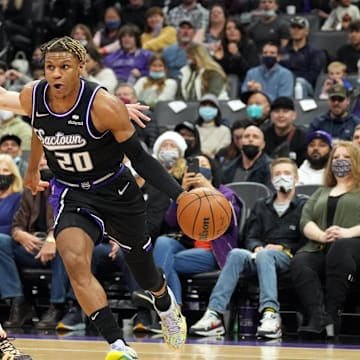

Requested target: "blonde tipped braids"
[{"left": 40, "top": 36, "right": 86, "bottom": 63}]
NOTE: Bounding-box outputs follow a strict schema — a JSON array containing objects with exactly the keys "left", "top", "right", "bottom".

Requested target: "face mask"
[
  {"left": 0, "top": 110, "right": 14, "bottom": 122},
  {"left": 79, "top": 39, "right": 88, "bottom": 47},
  {"left": 242, "top": 144, "right": 260, "bottom": 160},
  {"left": 199, "top": 167, "right": 212, "bottom": 180},
  {"left": 40, "top": 168, "right": 53, "bottom": 182},
  {"left": 332, "top": 158, "right": 351, "bottom": 177},
  {"left": 105, "top": 20, "right": 121, "bottom": 30},
  {"left": 307, "top": 152, "right": 329, "bottom": 170},
  {"left": 158, "top": 149, "right": 180, "bottom": 169},
  {"left": 272, "top": 175, "right": 295, "bottom": 193},
  {"left": 0, "top": 174, "right": 14, "bottom": 191},
  {"left": 246, "top": 104, "right": 263, "bottom": 120},
  {"left": 149, "top": 71, "right": 165, "bottom": 80},
  {"left": 199, "top": 106, "right": 218, "bottom": 121},
  {"left": 262, "top": 56, "right": 277, "bottom": 69}
]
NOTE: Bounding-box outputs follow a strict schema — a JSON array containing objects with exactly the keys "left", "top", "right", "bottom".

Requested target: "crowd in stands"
[{"left": 2, "top": 0, "right": 360, "bottom": 343}]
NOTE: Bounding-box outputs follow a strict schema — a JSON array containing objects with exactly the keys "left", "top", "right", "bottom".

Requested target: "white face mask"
[
  {"left": 0, "top": 110, "right": 14, "bottom": 122},
  {"left": 272, "top": 175, "right": 295, "bottom": 193},
  {"left": 158, "top": 149, "right": 179, "bottom": 169}
]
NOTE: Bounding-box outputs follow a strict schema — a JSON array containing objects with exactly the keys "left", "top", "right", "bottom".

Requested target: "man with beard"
[
  {"left": 298, "top": 130, "right": 332, "bottom": 185},
  {"left": 222, "top": 125, "right": 272, "bottom": 188}
]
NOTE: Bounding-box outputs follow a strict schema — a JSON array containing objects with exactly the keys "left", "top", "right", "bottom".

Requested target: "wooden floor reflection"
[{"left": 15, "top": 338, "right": 360, "bottom": 360}]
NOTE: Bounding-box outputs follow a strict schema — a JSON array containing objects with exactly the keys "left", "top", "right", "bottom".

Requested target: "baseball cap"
[
  {"left": 328, "top": 84, "right": 348, "bottom": 99},
  {"left": 174, "top": 121, "right": 196, "bottom": 133},
  {"left": 305, "top": 130, "right": 332, "bottom": 148},
  {"left": 271, "top": 97, "right": 295, "bottom": 111},
  {"left": 290, "top": 16, "right": 310, "bottom": 29},
  {"left": 199, "top": 93, "right": 220, "bottom": 108},
  {"left": 0, "top": 134, "right": 21, "bottom": 146},
  {"left": 179, "top": 19, "right": 195, "bottom": 28}
]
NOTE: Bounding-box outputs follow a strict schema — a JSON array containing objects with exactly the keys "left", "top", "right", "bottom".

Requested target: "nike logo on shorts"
[
  {"left": 118, "top": 181, "right": 130, "bottom": 196},
  {"left": 36, "top": 111, "right": 49, "bottom": 118}
]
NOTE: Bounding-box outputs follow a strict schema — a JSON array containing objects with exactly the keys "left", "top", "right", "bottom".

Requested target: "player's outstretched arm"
[{"left": 0, "top": 86, "right": 27, "bottom": 115}]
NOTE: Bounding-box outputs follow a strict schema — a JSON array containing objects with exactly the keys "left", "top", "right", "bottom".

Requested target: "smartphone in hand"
[{"left": 187, "top": 157, "right": 199, "bottom": 173}]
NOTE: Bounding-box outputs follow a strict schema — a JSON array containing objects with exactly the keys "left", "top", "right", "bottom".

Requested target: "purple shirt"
[{"left": 103, "top": 49, "right": 153, "bottom": 82}]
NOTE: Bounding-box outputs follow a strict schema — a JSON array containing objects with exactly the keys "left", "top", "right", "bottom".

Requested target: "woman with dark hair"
[
  {"left": 213, "top": 18, "right": 259, "bottom": 84},
  {"left": 195, "top": 93, "right": 231, "bottom": 158},
  {"left": 174, "top": 121, "right": 202, "bottom": 158},
  {"left": 141, "top": 7, "right": 177, "bottom": 53},
  {"left": 203, "top": 3, "right": 227, "bottom": 52}
]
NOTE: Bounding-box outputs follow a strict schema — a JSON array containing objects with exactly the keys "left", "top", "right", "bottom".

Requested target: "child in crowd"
[{"left": 319, "top": 61, "right": 352, "bottom": 99}]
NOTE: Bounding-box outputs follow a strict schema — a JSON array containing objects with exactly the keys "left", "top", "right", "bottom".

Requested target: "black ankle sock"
[
  {"left": 89, "top": 306, "right": 122, "bottom": 344},
  {"left": 153, "top": 289, "right": 171, "bottom": 312}
]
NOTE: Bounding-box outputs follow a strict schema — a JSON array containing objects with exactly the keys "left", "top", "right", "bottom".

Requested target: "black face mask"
[
  {"left": 307, "top": 152, "right": 330, "bottom": 170},
  {"left": 0, "top": 174, "right": 14, "bottom": 191},
  {"left": 242, "top": 145, "right": 260, "bottom": 160},
  {"left": 40, "top": 168, "right": 54, "bottom": 182}
]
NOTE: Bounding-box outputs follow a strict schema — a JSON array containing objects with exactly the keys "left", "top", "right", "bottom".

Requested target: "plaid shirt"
[{"left": 167, "top": 3, "right": 209, "bottom": 30}]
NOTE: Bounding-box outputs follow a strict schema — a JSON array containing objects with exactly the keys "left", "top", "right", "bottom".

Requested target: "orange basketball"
[{"left": 177, "top": 187, "right": 232, "bottom": 242}]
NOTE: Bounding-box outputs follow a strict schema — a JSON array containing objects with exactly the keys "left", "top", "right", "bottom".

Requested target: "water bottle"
[{"left": 294, "top": 80, "right": 303, "bottom": 100}]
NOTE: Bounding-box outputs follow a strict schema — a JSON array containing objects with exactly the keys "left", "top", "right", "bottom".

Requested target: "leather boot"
[
  {"left": 35, "top": 304, "right": 64, "bottom": 329},
  {"left": 4, "top": 297, "right": 34, "bottom": 328},
  {"left": 298, "top": 306, "right": 334, "bottom": 337}
]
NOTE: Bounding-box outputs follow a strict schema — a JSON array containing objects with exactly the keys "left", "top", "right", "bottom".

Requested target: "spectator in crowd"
[
  {"left": 83, "top": 46, "right": 118, "bottom": 94},
  {"left": 291, "top": 141, "right": 360, "bottom": 336},
  {"left": 336, "top": 19, "right": 360, "bottom": 74},
  {"left": 162, "top": 19, "right": 196, "bottom": 79},
  {"left": 0, "top": 134, "right": 28, "bottom": 178},
  {"left": 141, "top": 7, "right": 177, "bottom": 53},
  {"left": 167, "top": 0, "right": 209, "bottom": 41},
  {"left": 121, "top": 0, "right": 149, "bottom": 33},
  {"left": 280, "top": 16, "right": 325, "bottom": 98},
  {"left": 93, "top": 5, "right": 122, "bottom": 56},
  {"left": 181, "top": 43, "right": 229, "bottom": 100},
  {"left": 321, "top": 0, "right": 360, "bottom": 31},
  {"left": 318, "top": 61, "right": 353, "bottom": 99},
  {"left": 190, "top": 157, "right": 307, "bottom": 338},
  {"left": 244, "top": 90, "right": 272, "bottom": 129},
  {"left": 352, "top": 123, "right": 360, "bottom": 146},
  {"left": 174, "top": 121, "right": 202, "bottom": 158},
  {"left": 0, "top": 60, "right": 32, "bottom": 93},
  {"left": 195, "top": 93, "right": 231, "bottom": 157},
  {"left": 241, "top": 42, "right": 294, "bottom": 102},
  {"left": 298, "top": 130, "right": 333, "bottom": 185},
  {"left": 114, "top": 83, "right": 159, "bottom": 149},
  {"left": 264, "top": 97, "right": 307, "bottom": 166},
  {"left": 29, "top": 47, "right": 44, "bottom": 81},
  {"left": 0, "top": 110, "right": 31, "bottom": 151},
  {"left": 213, "top": 19, "right": 259, "bottom": 86},
  {"left": 203, "top": 4, "right": 227, "bottom": 52},
  {"left": 0, "top": 322, "right": 32, "bottom": 359},
  {"left": 222, "top": 125, "right": 272, "bottom": 187},
  {"left": 103, "top": 24, "right": 153, "bottom": 84},
  {"left": 70, "top": 23, "right": 97, "bottom": 49},
  {"left": 248, "top": 0, "right": 290, "bottom": 52},
  {"left": 309, "top": 84, "right": 360, "bottom": 141},
  {"left": 134, "top": 54, "right": 178, "bottom": 109},
  {"left": 152, "top": 154, "right": 242, "bottom": 316},
  {"left": 216, "top": 119, "right": 253, "bottom": 166}
]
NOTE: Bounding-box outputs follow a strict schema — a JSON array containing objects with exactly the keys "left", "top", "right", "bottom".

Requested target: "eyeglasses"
[{"left": 329, "top": 96, "right": 346, "bottom": 102}]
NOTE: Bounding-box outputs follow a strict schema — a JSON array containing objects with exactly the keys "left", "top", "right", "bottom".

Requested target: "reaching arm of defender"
[{"left": 0, "top": 86, "right": 28, "bottom": 115}]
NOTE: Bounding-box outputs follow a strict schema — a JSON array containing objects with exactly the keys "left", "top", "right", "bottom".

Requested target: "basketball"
[{"left": 177, "top": 187, "right": 232, "bottom": 242}]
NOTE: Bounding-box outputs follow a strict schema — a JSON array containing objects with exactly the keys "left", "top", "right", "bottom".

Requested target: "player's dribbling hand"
[
  {"left": 126, "top": 103, "right": 151, "bottom": 128},
  {"left": 24, "top": 171, "right": 49, "bottom": 195}
]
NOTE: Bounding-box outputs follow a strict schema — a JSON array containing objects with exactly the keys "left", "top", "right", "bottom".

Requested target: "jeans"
[
  {"left": 0, "top": 233, "right": 70, "bottom": 303},
  {"left": 153, "top": 236, "right": 218, "bottom": 305},
  {"left": 92, "top": 242, "right": 139, "bottom": 293},
  {"left": 208, "top": 248, "right": 291, "bottom": 314}
]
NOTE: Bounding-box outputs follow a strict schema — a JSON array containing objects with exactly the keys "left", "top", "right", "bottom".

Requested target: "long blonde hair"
[
  {"left": 0, "top": 154, "right": 23, "bottom": 193},
  {"left": 324, "top": 141, "right": 360, "bottom": 190}
]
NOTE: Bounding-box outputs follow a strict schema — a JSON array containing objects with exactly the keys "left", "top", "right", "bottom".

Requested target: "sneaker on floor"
[
  {"left": 35, "top": 304, "right": 63, "bottom": 329},
  {"left": 56, "top": 303, "right": 86, "bottom": 331},
  {"left": 189, "top": 309, "right": 225, "bottom": 337},
  {"left": 0, "top": 337, "right": 33, "bottom": 360},
  {"left": 132, "top": 309, "right": 152, "bottom": 333},
  {"left": 153, "top": 287, "right": 187, "bottom": 349},
  {"left": 148, "top": 320, "right": 162, "bottom": 334},
  {"left": 256, "top": 311, "right": 282, "bottom": 339},
  {"left": 106, "top": 341, "right": 138, "bottom": 360}
]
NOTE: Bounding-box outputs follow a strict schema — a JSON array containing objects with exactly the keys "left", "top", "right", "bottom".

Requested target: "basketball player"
[{"left": 0, "top": 37, "right": 186, "bottom": 360}]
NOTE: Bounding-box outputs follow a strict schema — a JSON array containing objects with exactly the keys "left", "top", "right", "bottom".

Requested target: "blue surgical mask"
[
  {"left": 246, "top": 104, "right": 263, "bottom": 120},
  {"left": 106, "top": 20, "right": 121, "bottom": 30},
  {"left": 149, "top": 71, "right": 165, "bottom": 80},
  {"left": 199, "top": 167, "right": 212, "bottom": 180},
  {"left": 262, "top": 56, "right": 277, "bottom": 69},
  {"left": 199, "top": 106, "right": 218, "bottom": 121}
]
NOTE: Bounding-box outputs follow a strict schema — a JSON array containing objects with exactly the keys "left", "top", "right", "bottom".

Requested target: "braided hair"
[{"left": 40, "top": 36, "right": 87, "bottom": 63}]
